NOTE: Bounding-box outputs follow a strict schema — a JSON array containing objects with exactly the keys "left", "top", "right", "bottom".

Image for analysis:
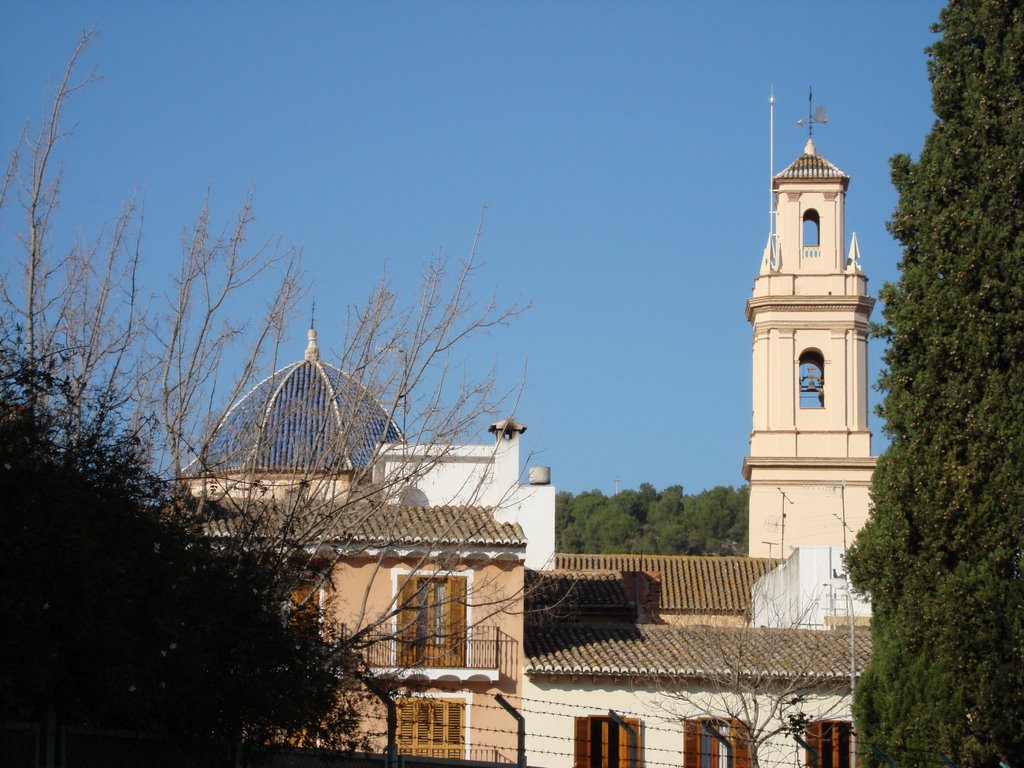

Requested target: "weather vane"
[{"left": 795, "top": 86, "right": 828, "bottom": 138}]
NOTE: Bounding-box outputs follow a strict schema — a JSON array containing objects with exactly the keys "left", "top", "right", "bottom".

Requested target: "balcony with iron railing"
[
  {"left": 362, "top": 625, "right": 517, "bottom": 683},
  {"left": 399, "top": 746, "right": 518, "bottom": 765}
]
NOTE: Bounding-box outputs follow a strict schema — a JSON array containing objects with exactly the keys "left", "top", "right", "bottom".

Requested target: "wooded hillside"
[{"left": 556, "top": 483, "right": 748, "bottom": 555}]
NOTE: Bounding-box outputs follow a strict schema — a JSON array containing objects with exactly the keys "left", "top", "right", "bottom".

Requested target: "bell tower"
[{"left": 744, "top": 138, "right": 876, "bottom": 558}]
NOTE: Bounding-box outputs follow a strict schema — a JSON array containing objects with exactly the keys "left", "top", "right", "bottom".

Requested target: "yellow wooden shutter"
[
  {"left": 395, "top": 698, "right": 465, "bottom": 758},
  {"left": 396, "top": 698, "right": 416, "bottom": 750},
  {"left": 445, "top": 576, "right": 467, "bottom": 666},
  {"left": 416, "top": 699, "right": 432, "bottom": 750},
  {"left": 445, "top": 700, "right": 465, "bottom": 759},
  {"left": 427, "top": 699, "right": 448, "bottom": 757},
  {"left": 397, "top": 576, "right": 420, "bottom": 665}
]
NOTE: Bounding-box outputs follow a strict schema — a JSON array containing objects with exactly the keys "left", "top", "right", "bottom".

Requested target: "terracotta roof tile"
[
  {"left": 554, "top": 554, "right": 777, "bottom": 614},
  {"left": 775, "top": 150, "right": 848, "bottom": 181},
  {"left": 340, "top": 505, "right": 526, "bottom": 548},
  {"left": 205, "top": 501, "right": 526, "bottom": 549},
  {"left": 525, "top": 570, "right": 635, "bottom": 621},
  {"left": 525, "top": 622, "right": 871, "bottom": 681}
]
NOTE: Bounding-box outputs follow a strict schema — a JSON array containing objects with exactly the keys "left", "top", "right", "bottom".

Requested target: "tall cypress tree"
[{"left": 846, "top": 2, "right": 1024, "bottom": 766}]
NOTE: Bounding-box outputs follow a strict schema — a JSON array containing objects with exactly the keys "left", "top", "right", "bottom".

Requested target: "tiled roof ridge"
[
  {"left": 541, "top": 568, "right": 626, "bottom": 579},
  {"left": 555, "top": 553, "right": 773, "bottom": 563}
]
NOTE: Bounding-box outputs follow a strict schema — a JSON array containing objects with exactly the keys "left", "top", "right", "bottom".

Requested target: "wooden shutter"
[
  {"left": 397, "top": 576, "right": 420, "bottom": 665},
  {"left": 445, "top": 576, "right": 467, "bottom": 666},
  {"left": 616, "top": 717, "right": 642, "bottom": 768},
  {"left": 833, "top": 722, "right": 852, "bottom": 768},
  {"left": 396, "top": 698, "right": 464, "bottom": 758},
  {"left": 415, "top": 700, "right": 431, "bottom": 749},
  {"left": 574, "top": 717, "right": 591, "bottom": 768},
  {"left": 805, "top": 721, "right": 824, "bottom": 768},
  {"left": 730, "top": 719, "right": 751, "bottom": 768},
  {"left": 823, "top": 722, "right": 838, "bottom": 768},
  {"left": 430, "top": 699, "right": 446, "bottom": 757},
  {"left": 289, "top": 580, "right": 320, "bottom": 631},
  {"left": 396, "top": 698, "right": 416, "bottom": 750},
  {"left": 806, "top": 720, "right": 854, "bottom": 768},
  {"left": 683, "top": 719, "right": 702, "bottom": 768},
  {"left": 572, "top": 716, "right": 641, "bottom": 768},
  {"left": 445, "top": 700, "right": 465, "bottom": 759}
]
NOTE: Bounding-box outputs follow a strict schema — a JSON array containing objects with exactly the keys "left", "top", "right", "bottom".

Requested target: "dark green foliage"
[
  {"left": 846, "top": 2, "right": 1024, "bottom": 765},
  {"left": 556, "top": 483, "right": 748, "bottom": 554},
  {"left": 0, "top": 349, "right": 353, "bottom": 746}
]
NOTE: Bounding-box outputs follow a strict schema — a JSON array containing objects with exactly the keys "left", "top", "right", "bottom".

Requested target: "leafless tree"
[
  {"left": 2, "top": 36, "right": 541, "bottom": 747},
  {"left": 0, "top": 29, "right": 146, "bottom": 437},
  {"left": 646, "top": 621, "right": 869, "bottom": 768}
]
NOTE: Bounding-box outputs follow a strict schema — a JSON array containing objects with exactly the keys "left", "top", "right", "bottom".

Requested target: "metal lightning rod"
[{"left": 769, "top": 87, "right": 775, "bottom": 240}]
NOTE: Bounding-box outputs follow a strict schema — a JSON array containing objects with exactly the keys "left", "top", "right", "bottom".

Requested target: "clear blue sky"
[{"left": 1, "top": 2, "right": 943, "bottom": 496}]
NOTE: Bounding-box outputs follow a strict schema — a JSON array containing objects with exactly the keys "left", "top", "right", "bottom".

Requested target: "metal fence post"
[
  {"left": 871, "top": 743, "right": 896, "bottom": 768},
  {"left": 608, "top": 710, "right": 638, "bottom": 768},
  {"left": 365, "top": 680, "right": 398, "bottom": 768},
  {"left": 793, "top": 732, "right": 818, "bottom": 768},
  {"left": 44, "top": 704, "right": 57, "bottom": 768},
  {"left": 495, "top": 694, "right": 526, "bottom": 768}
]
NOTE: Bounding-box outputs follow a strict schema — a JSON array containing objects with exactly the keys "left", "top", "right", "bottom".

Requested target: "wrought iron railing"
[
  {"left": 361, "top": 626, "right": 516, "bottom": 673},
  {"left": 401, "top": 746, "right": 516, "bottom": 764}
]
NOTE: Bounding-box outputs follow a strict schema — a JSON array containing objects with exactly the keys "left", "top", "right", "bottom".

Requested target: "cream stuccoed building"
[{"left": 744, "top": 138, "right": 876, "bottom": 558}]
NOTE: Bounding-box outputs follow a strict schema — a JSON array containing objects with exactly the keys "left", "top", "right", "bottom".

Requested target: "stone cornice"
[
  {"left": 745, "top": 294, "right": 875, "bottom": 323},
  {"left": 742, "top": 455, "right": 877, "bottom": 481},
  {"left": 751, "top": 320, "right": 871, "bottom": 335}
]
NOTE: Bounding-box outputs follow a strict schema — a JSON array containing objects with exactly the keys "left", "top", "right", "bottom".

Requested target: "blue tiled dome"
[{"left": 202, "top": 330, "right": 402, "bottom": 474}]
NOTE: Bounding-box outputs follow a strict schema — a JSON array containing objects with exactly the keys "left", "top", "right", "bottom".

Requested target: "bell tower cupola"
[{"left": 744, "top": 139, "right": 876, "bottom": 558}]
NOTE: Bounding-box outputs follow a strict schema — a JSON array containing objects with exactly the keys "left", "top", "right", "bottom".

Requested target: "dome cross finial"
[{"left": 305, "top": 300, "right": 320, "bottom": 361}]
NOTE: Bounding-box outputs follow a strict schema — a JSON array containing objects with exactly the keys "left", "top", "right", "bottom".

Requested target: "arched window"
[
  {"left": 803, "top": 209, "right": 820, "bottom": 256},
  {"left": 799, "top": 350, "right": 825, "bottom": 408}
]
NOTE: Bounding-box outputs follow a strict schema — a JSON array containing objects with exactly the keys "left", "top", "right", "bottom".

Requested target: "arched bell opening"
[
  {"left": 802, "top": 209, "right": 820, "bottom": 258},
  {"left": 799, "top": 349, "right": 825, "bottom": 409}
]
